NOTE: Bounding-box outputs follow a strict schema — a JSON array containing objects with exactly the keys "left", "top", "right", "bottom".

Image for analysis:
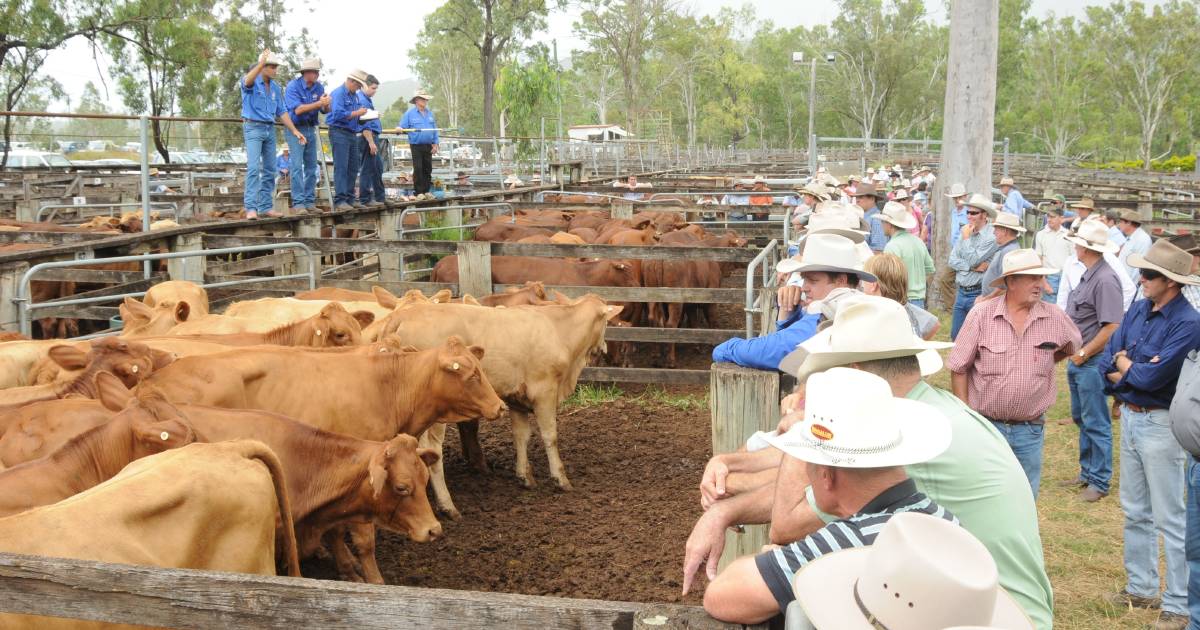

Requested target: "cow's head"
[
  {"left": 608, "top": 260, "right": 639, "bottom": 287},
  {"left": 95, "top": 371, "right": 197, "bottom": 455},
  {"left": 120, "top": 297, "right": 192, "bottom": 337},
  {"left": 366, "top": 434, "right": 442, "bottom": 542},
  {"left": 430, "top": 336, "right": 505, "bottom": 423},
  {"left": 51, "top": 337, "right": 174, "bottom": 392},
  {"left": 299, "top": 302, "right": 373, "bottom": 347}
]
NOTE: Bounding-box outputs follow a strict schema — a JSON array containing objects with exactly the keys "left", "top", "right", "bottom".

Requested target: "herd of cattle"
[{"left": 0, "top": 206, "right": 752, "bottom": 623}]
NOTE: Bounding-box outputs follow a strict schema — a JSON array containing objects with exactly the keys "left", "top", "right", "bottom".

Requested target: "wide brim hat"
[
  {"left": 943, "top": 183, "right": 967, "bottom": 198},
  {"left": 990, "top": 248, "right": 1059, "bottom": 288},
  {"left": 850, "top": 183, "right": 883, "bottom": 199},
  {"left": 1118, "top": 208, "right": 1144, "bottom": 224},
  {"left": 794, "top": 181, "right": 831, "bottom": 201},
  {"left": 998, "top": 177, "right": 1015, "bottom": 186},
  {"left": 298, "top": 57, "right": 321, "bottom": 73},
  {"left": 1064, "top": 218, "right": 1120, "bottom": 254},
  {"left": 891, "top": 188, "right": 909, "bottom": 201},
  {"left": 410, "top": 89, "right": 434, "bottom": 103},
  {"left": 780, "top": 295, "right": 952, "bottom": 380},
  {"left": 879, "top": 200, "right": 916, "bottom": 230},
  {"left": 503, "top": 175, "right": 523, "bottom": 185},
  {"left": 263, "top": 53, "right": 284, "bottom": 66},
  {"left": 347, "top": 69, "right": 369, "bottom": 86},
  {"left": 1128, "top": 238, "right": 1200, "bottom": 285},
  {"left": 992, "top": 212, "right": 1027, "bottom": 234},
  {"left": 793, "top": 513, "right": 1033, "bottom": 630},
  {"left": 776, "top": 233, "right": 877, "bottom": 282},
  {"left": 964, "top": 193, "right": 998, "bottom": 218},
  {"left": 1069, "top": 198, "right": 1095, "bottom": 211}
]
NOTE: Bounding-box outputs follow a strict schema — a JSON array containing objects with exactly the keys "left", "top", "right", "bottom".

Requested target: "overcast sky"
[{"left": 40, "top": 0, "right": 1160, "bottom": 112}]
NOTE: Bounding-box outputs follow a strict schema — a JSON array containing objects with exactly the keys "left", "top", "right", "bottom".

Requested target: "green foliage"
[
  {"left": 563, "top": 383, "right": 624, "bottom": 407},
  {"left": 1079, "top": 155, "right": 1197, "bottom": 172}
]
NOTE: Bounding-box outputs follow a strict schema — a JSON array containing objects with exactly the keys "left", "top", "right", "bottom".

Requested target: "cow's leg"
[
  {"left": 348, "top": 522, "right": 385, "bottom": 585},
  {"left": 322, "top": 526, "right": 365, "bottom": 582},
  {"left": 510, "top": 409, "right": 536, "bottom": 488},
  {"left": 666, "top": 303, "right": 684, "bottom": 368},
  {"left": 533, "top": 398, "right": 572, "bottom": 491},
  {"left": 454, "top": 419, "right": 489, "bottom": 473},
  {"left": 418, "top": 424, "right": 461, "bottom": 520}
]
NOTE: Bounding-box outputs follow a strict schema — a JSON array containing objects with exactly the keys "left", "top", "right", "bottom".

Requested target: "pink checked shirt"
[{"left": 947, "top": 296, "right": 1082, "bottom": 421}]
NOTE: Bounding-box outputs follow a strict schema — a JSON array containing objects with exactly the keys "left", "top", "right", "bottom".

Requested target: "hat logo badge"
[{"left": 811, "top": 424, "right": 834, "bottom": 441}]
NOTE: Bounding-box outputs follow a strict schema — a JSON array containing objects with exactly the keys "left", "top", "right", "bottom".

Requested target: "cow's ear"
[
  {"left": 604, "top": 304, "right": 625, "bottom": 321},
  {"left": 372, "top": 286, "right": 399, "bottom": 309},
  {"left": 173, "top": 300, "right": 191, "bottom": 323},
  {"left": 149, "top": 349, "right": 176, "bottom": 371},
  {"left": 462, "top": 294, "right": 481, "bottom": 306},
  {"left": 468, "top": 345, "right": 485, "bottom": 360},
  {"left": 48, "top": 344, "right": 89, "bottom": 370},
  {"left": 121, "top": 297, "right": 153, "bottom": 323},
  {"left": 133, "top": 413, "right": 195, "bottom": 451},
  {"left": 350, "top": 310, "right": 375, "bottom": 328},
  {"left": 367, "top": 447, "right": 388, "bottom": 499},
  {"left": 95, "top": 371, "right": 133, "bottom": 412},
  {"left": 632, "top": 217, "right": 652, "bottom": 229},
  {"left": 432, "top": 289, "right": 452, "bottom": 303},
  {"left": 417, "top": 447, "right": 441, "bottom": 467}
]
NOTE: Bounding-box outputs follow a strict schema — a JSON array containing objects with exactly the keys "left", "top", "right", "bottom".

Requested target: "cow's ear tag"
[
  {"left": 315, "top": 330, "right": 322, "bottom": 336},
  {"left": 160, "top": 432, "right": 169, "bottom": 441},
  {"left": 452, "top": 362, "right": 460, "bottom": 370},
  {"left": 131, "top": 365, "right": 139, "bottom": 373}
]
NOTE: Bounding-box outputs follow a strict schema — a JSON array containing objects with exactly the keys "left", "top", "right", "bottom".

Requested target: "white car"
[{"left": 3, "top": 150, "right": 73, "bottom": 168}]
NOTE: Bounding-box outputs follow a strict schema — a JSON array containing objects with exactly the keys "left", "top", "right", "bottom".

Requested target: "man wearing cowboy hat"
[
  {"left": 1034, "top": 204, "right": 1072, "bottom": 302},
  {"left": 1068, "top": 197, "right": 1096, "bottom": 230},
  {"left": 999, "top": 176, "right": 1036, "bottom": 222},
  {"left": 1055, "top": 219, "right": 1137, "bottom": 313},
  {"left": 401, "top": 89, "right": 440, "bottom": 196},
  {"left": 1061, "top": 218, "right": 1125, "bottom": 502},
  {"left": 947, "top": 193, "right": 999, "bottom": 339},
  {"left": 849, "top": 183, "right": 887, "bottom": 253},
  {"left": 356, "top": 74, "right": 387, "bottom": 209},
  {"left": 1117, "top": 208, "right": 1153, "bottom": 283},
  {"left": 880, "top": 201, "right": 934, "bottom": 308},
  {"left": 1097, "top": 238, "right": 1200, "bottom": 626},
  {"left": 949, "top": 249, "right": 1081, "bottom": 496},
  {"left": 787, "top": 182, "right": 829, "bottom": 240},
  {"left": 283, "top": 57, "right": 331, "bottom": 214},
  {"left": 327, "top": 69, "right": 371, "bottom": 211},
  {"left": 240, "top": 49, "right": 309, "bottom": 220},
  {"left": 889, "top": 187, "right": 921, "bottom": 236},
  {"left": 690, "top": 296, "right": 1054, "bottom": 628},
  {"left": 699, "top": 368, "right": 958, "bottom": 624},
  {"left": 976, "top": 211, "right": 1028, "bottom": 303},
  {"left": 933, "top": 182, "right": 970, "bottom": 308}
]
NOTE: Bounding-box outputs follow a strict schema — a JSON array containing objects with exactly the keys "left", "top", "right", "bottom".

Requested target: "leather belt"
[
  {"left": 985, "top": 416, "right": 1042, "bottom": 425},
  {"left": 960, "top": 284, "right": 981, "bottom": 292},
  {"left": 1123, "top": 402, "right": 1164, "bottom": 414},
  {"left": 242, "top": 118, "right": 273, "bottom": 124}
]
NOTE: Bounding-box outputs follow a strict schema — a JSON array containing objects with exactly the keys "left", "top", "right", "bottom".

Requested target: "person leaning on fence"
[
  {"left": 283, "top": 57, "right": 330, "bottom": 214},
  {"left": 698, "top": 367, "right": 957, "bottom": 624},
  {"left": 240, "top": 49, "right": 308, "bottom": 220},
  {"left": 862, "top": 252, "right": 939, "bottom": 340},
  {"left": 355, "top": 75, "right": 386, "bottom": 209},
  {"left": 948, "top": 193, "right": 999, "bottom": 339},
  {"left": 1117, "top": 208, "right": 1153, "bottom": 284},
  {"left": 948, "top": 249, "right": 1081, "bottom": 498},
  {"left": 999, "top": 176, "right": 1036, "bottom": 222},
  {"left": 1097, "top": 238, "right": 1200, "bottom": 629},
  {"left": 974, "top": 211, "right": 1027, "bottom": 304},
  {"left": 1034, "top": 204, "right": 1072, "bottom": 303},
  {"left": 326, "top": 69, "right": 369, "bottom": 211},
  {"left": 401, "top": 89, "right": 439, "bottom": 196},
  {"left": 879, "top": 201, "right": 934, "bottom": 309},
  {"left": 1068, "top": 197, "right": 1096, "bottom": 231},
  {"left": 688, "top": 295, "right": 1055, "bottom": 629},
  {"left": 849, "top": 183, "right": 887, "bottom": 253}
]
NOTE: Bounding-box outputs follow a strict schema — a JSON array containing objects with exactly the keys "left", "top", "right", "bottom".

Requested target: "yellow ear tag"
[
  {"left": 452, "top": 362, "right": 460, "bottom": 370},
  {"left": 131, "top": 365, "right": 139, "bottom": 373},
  {"left": 315, "top": 330, "right": 322, "bottom": 336},
  {"left": 160, "top": 431, "right": 169, "bottom": 441}
]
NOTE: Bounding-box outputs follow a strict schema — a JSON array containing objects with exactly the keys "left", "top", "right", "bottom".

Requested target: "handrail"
[
  {"left": 14, "top": 242, "right": 317, "bottom": 337},
  {"left": 744, "top": 239, "right": 779, "bottom": 338},
  {"left": 36, "top": 201, "right": 179, "bottom": 223}
]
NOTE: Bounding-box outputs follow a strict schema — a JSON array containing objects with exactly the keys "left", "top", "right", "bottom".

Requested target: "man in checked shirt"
[{"left": 948, "top": 249, "right": 1081, "bottom": 498}]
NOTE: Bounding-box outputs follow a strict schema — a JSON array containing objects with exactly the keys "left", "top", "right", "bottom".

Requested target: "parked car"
[{"left": 3, "top": 150, "right": 74, "bottom": 169}]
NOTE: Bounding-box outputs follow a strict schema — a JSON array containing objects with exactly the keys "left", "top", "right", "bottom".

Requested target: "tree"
[
  {"left": 568, "top": 50, "right": 620, "bottom": 126},
  {"left": 575, "top": 0, "right": 675, "bottom": 127},
  {"left": 64, "top": 81, "right": 133, "bottom": 144},
  {"left": 1004, "top": 17, "right": 1093, "bottom": 159},
  {"left": 410, "top": 30, "right": 481, "bottom": 131},
  {"left": 427, "top": 0, "right": 554, "bottom": 136}
]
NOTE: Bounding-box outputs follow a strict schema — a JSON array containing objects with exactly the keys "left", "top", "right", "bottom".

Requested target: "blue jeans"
[
  {"left": 909, "top": 298, "right": 925, "bottom": 309},
  {"left": 989, "top": 421, "right": 1045, "bottom": 499},
  {"left": 1186, "top": 459, "right": 1200, "bottom": 628},
  {"left": 329, "top": 127, "right": 361, "bottom": 207},
  {"left": 242, "top": 122, "right": 276, "bottom": 213},
  {"left": 357, "top": 136, "right": 385, "bottom": 203},
  {"left": 1067, "top": 356, "right": 1112, "bottom": 493},
  {"left": 950, "top": 285, "right": 980, "bottom": 340},
  {"left": 1120, "top": 405, "right": 1187, "bottom": 615},
  {"left": 286, "top": 125, "right": 319, "bottom": 207},
  {"left": 1041, "top": 273, "right": 1061, "bottom": 304}
]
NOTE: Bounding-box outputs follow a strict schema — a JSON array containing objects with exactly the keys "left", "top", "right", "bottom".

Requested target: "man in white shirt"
[
  {"left": 1056, "top": 218, "right": 1137, "bottom": 313},
  {"left": 1101, "top": 210, "right": 1127, "bottom": 250},
  {"left": 1117, "top": 208, "right": 1153, "bottom": 283},
  {"left": 1034, "top": 206, "right": 1073, "bottom": 303}
]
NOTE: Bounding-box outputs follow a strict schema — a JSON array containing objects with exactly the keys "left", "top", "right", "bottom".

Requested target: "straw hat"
[
  {"left": 1166, "top": 233, "right": 1199, "bottom": 255},
  {"left": 263, "top": 52, "right": 284, "bottom": 66},
  {"left": 846, "top": 174, "right": 862, "bottom": 184},
  {"left": 1069, "top": 197, "right": 1095, "bottom": 211},
  {"left": 804, "top": 208, "right": 868, "bottom": 243},
  {"left": 990, "top": 249, "right": 1059, "bottom": 288},
  {"left": 992, "top": 212, "right": 1026, "bottom": 234},
  {"left": 964, "top": 193, "right": 998, "bottom": 218},
  {"left": 410, "top": 89, "right": 434, "bottom": 103},
  {"left": 943, "top": 182, "right": 967, "bottom": 198},
  {"left": 850, "top": 182, "right": 883, "bottom": 199},
  {"left": 892, "top": 188, "right": 909, "bottom": 201},
  {"left": 1127, "top": 239, "right": 1200, "bottom": 285},
  {"left": 1118, "top": 208, "right": 1144, "bottom": 224},
  {"left": 776, "top": 233, "right": 877, "bottom": 282},
  {"left": 879, "top": 200, "right": 916, "bottom": 230},
  {"left": 998, "top": 176, "right": 1015, "bottom": 187},
  {"left": 793, "top": 512, "right": 1033, "bottom": 630},
  {"left": 347, "top": 69, "right": 369, "bottom": 86},
  {"left": 1065, "top": 218, "right": 1120, "bottom": 254},
  {"left": 503, "top": 174, "right": 523, "bottom": 186},
  {"left": 866, "top": 167, "right": 875, "bottom": 175},
  {"left": 795, "top": 181, "right": 831, "bottom": 201},
  {"left": 753, "top": 174, "right": 766, "bottom": 183},
  {"left": 780, "top": 294, "right": 952, "bottom": 380},
  {"left": 298, "top": 58, "right": 321, "bottom": 73}
]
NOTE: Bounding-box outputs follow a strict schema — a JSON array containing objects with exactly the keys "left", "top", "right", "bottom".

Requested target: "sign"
[{"left": 72, "top": 196, "right": 86, "bottom": 206}]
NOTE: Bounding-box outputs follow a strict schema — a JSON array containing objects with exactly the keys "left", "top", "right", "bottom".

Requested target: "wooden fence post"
[
  {"left": 709, "top": 362, "right": 780, "bottom": 571},
  {"left": 456, "top": 241, "right": 492, "bottom": 298},
  {"left": 612, "top": 201, "right": 634, "bottom": 220},
  {"left": 0, "top": 262, "right": 30, "bottom": 332},
  {"left": 1137, "top": 191, "right": 1153, "bottom": 219},
  {"left": 167, "top": 233, "right": 205, "bottom": 283},
  {"left": 377, "top": 209, "right": 403, "bottom": 282},
  {"left": 296, "top": 217, "right": 324, "bottom": 278}
]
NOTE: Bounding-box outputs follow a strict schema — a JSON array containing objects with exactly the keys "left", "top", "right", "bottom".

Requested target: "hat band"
[
  {"left": 798, "top": 430, "right": 902, "bottom": 465},
  {"left": 1005, "top": 262, "right": 1043, "bottom": 275},
  {"left": 854, "top": 580, "right": 893, "bottom": 630}
]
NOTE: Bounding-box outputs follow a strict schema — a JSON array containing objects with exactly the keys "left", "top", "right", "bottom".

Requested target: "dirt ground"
[{"left": 303, "top": 383, "right": 714, "bottom": 605}]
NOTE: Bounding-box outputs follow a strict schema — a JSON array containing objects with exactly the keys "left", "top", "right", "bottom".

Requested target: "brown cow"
[
  {"left": 473, "top": 221, "right": 552, "bottom": 242},
  {"left": 143, "top": 280, "right": 210, "bottom": 317},
  {"left": 475, "top": 281, "right": 548, "bottom": 307},
  {"left": 567, "top": 211, "right": 610, "bottom": 232},
  {"left": 119, "top": 296, "right": 196, "bottom": 337},
  {"left": 568, "top": 227, "right": 599, "bottom": 243},
  {"left": 0, "top": 337, "right": 173, "bottom": 407},
  {"left": 431, "top": 256, "right": 638, "bottom": 291},
  {"left": 294, "top": 287, "right": 378, "bottom": 301}
]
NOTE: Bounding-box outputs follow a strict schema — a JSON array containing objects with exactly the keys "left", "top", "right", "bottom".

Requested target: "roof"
[{"left": 567, "top": 124, "right": 632, "bottom": 141}]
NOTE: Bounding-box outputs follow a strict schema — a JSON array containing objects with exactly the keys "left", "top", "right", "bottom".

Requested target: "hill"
[{"left": 374, "top": 78, "right": 418, "bottom": 113}]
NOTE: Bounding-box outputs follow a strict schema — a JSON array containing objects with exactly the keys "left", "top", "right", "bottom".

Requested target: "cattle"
[
  {"left": 30, "top": 279, "right": 79, "bottom": 339},
  {"left": 143, "top": 280, "right": 210, "bottom": 317},
  {"left": 473, "top": 220, "right": 552, "bottom": 242},
  {"left": 0, "top": 337, "right": 172, "bottom": 407},
  {"left": 119, "top": 296, "right": 196, "bottom": 337},
  {"left": 603, "top": 225, "right": 659, "bottom": 247},
  {"left": 222, "top": 296, "right": 393, "bottom": 324},
  {"left": 515, "top": 232, "right": 589, "bottom": 246},
  {"left": 567, "top": 211, "right": 610, "bottom": 232},
  {"left": 431, "top": 255, "right": 638, "bottom": 291},
  {"left": 294, "top": 287, "right": 378, "bottom": 301},
  {"left": 0, "top": 332, "right": 29, "bottom": 343},
  {"left": 474, "top": 281, "right": 548, "bottom": 307},
  {"left": 629, "top": 210, "right": 687, "bottom": 234},
  {"left": 374, "top": 295, "right": 622, "bottom": 514},
  {"left": 568, "top": 227, "right": 599, "bottom": 243},
  {"left": 169, "top": 302, "right": 374, "bottom": 340},
  {"left": 511, "top": 210, "right": 572, "bottom": 230}
]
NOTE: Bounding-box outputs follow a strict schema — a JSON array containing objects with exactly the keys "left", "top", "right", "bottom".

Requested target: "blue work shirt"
[
  {"left": 1001, "top": 188, "right": 1035, "bottom": 222},
  {"left": 327, "top": 84, "right": 363, "bottom": 132},
  {"left": 711, "top": 310, "right": 821, "bottom": 371},
  {"left": 949, "top": 205, "right": 968, "bottom": 249},
  {"left": 284, "top": 76, "right": 325, "bottom": 127},
  {"left": 1099, "top": 293, "right": 1200, "bottom": 409},
  {"left": 863, "top": 205, "right": 887, "bottom": 252},
  {"left": 276, "top": 154, "right": 290, "bottom": 172},
  {"left": 240, "top": 74, "right": 286, "bottom": 123},
  {"left": 358, "top": 92, "right": 383, "bottom": 134},
  {"left": 401, "top": 106, "right": 439, "bottom": 145}
]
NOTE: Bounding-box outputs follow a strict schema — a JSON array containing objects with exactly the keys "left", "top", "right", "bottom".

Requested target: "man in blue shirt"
[
  {"left": 401, "top": 89, "right": 439, "bottom": 195},
  {"left": 999, "top": 177, "right": 1035, "bottom": 223},
  {"left": 276, "top": 147, "right": 290, "bottom": 189},
  {"left": 850, "top": 183, "right": 887, "bottom": 253},
  {"left": 356, "top": 75, "right": 386, "bottom": 209},
  {"left": 283, "top": 57, "right": 330, "bottom": 214},
  {"left": 240, "top": 49, "right": 307, "bottom": 220},
  {"left": 326, "top": 69, "right": 370, "bottom": 211},
  {"left": 1099, "top": 238, "right": 1200, "bottom": 626}
]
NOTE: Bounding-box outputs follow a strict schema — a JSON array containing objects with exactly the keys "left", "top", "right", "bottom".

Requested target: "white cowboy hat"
[
  {"left": 998, "top": 176, "right": 1015, "bottom": 187},
  {"left": 892, "top": 188, "right": 910, "bottom": 201},
  {"left": 802, "top": 207, "right": 868, "bottom": 243},
  {"left": 776, "top": 233, "right": 877, "bottom": 282},
  {"left": 410, "top": 89, "right": 434, "bottom": 103},
  {"left": 795, "top": 181, "right": 831, "bottom": 200},
  {"left": 879, "top": 200, "right": 916, "bottom": 230},
  {"left": 752, "top": 174, "right": 766, "bottom": 183},
  {"left": 793, "top": 512, "right": 1033, "bottom": 630},
  {"left": 990, "top": 249, "right": 1060, "bottom": 288},
  {"left": 1064, "top": 218, "right": 1120, "bottom": 254},
  {"left": 992, "top": 212, "right": 1026, "bottom": 234},
  {"left": 263, "top": 53, "right": 284, "bottom": 66},
  {"left": 503, "top": 174, "right": 523, "bottom": 185},
  {"left": 866, "top": 168, "right": 875, "bottom": 175},
  {"left": 943, "top": 182, "right": 967, "bottom": 198},
  {"left": 1128, "top": 238, "right": 1200, "bottom": 285},
  {"left": 347, "top": 69, "right": 369, "bottom": 86},
  {"left": 821, "top": 174, "right": 841, "bottom": 188},
  {"left": 780, "top": 294, "right": 952, "bottom": 379},
  {"left": 754, "top": 367, "right": 950, "bottom": 468},
  {"left": 298, "top": 57, "right": 321, "bottom": 73},
  {"left": 816, "top": 167, "right": 828, "bottom": 174},
  {"left": 963, "top": 193, "right": 998, "bottom": 218}
]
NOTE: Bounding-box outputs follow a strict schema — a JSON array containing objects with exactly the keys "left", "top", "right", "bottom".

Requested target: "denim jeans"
[
  {"left": 357, "top": 135, "right": 385, "bottom": 203},
  {"left": 286, "top": 125, "right": 318, "bottom": 207},
  {"left": 950, "top": 285, "right": 980, "bottom": 340},
  {"left": 1067, "top": 356, "right": 1112, "bottom": 493},
  {"left": 329, "top": 127, "right": 361, "bottom": 207},
  {"left": 1186, "top": 458, "right": 1200, "bottom": 629},
  {"left": 1041, "top": 273, "right": 1061, "bottom": 304},
  {"left": 242, "top": 122, "right": 277, "bottom": 213},
  {"left": 989, "top": 421, "right": 1045, "bottom": 499},
  {"left": 909, "top": 298, "right": 925, "bottom": 309},
  {"left": 1120, "top": 405, "right": 1187, "bottom": 615}
]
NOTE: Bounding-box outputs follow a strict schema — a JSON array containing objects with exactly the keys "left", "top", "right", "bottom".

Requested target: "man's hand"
[
  {"left": 258, "top": 49, "right": 271, "bottom": 65},
  {"left": 432, "top": 144, "right": 440, "bottom": 155},
  {"left": 351, "top": 107, "right": 368, "bottom": 118},
  {"left": 368, "top": 141, "right": 377, "bottom": 156},
  {"left": 292, "top": 130, "right": 306, "bottom": 145},
  {"left": 1070, "top": 352, "right": 1087, "bottom": 367},
  {"left": 319, "top": 95, "right": 331, "bottom": 107},
  {"left": 682, "top": 506, "right": 730, "bottom": 596},
  {"left": 777, "top": 409, "right": 804, "bottom": 434},
  {"left": 1106, "top": 371, "right": 1121, "bottom": 385},
  {"left": 777, "top": 285, "right": 803, "bottom": 316},
  {"left": 700, "top": 455, "right": 730, "bottom": 510},
  {"left": 961, "top": 223, "right": 975, "bottom": 240},
  {"left": 973, "top": 261, "right": 989, "bottom": 272},
  {"left": 780, "top": 391, "right": 804, "bottom": 417}
]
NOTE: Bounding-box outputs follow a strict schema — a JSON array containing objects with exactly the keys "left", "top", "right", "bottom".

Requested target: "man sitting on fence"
[{"left": 698, "top": 367, "right": 957, "bottom": 624}]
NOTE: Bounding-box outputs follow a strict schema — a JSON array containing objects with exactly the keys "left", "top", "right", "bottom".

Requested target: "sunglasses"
[
  {"left": 1140, "top": 269, "right": 1164, "bottom": 281},
  {"left": 966, "top": 210, "right": 984, "bottom": 216}
]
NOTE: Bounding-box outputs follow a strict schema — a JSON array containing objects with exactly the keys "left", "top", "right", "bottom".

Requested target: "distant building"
[{"left": 568, "top": 124, "right": 632, "bottom": 143}]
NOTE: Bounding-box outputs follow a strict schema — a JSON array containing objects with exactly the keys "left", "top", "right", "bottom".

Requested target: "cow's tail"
[{"left": 236, "top": 439, "right": 302, "bottom": 577}]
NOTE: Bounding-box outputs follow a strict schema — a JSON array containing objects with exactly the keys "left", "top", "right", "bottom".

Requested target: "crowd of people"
[
  {"left": 701, "top": 164, "right": 1200, "bottom": 630},
  {"left": 238, "top": 50, "right": 441, "bottom": 219}
]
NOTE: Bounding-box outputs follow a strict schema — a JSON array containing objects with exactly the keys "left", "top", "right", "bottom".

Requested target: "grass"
[
  {"left": 563, "top": 383, "right": 707, "bottom": 412},
  {"left": 564, "top": 383, "right": 624, "bottom": 408},
  {"left": 67, "top": 150, "right": 138, "bottom": 161}
]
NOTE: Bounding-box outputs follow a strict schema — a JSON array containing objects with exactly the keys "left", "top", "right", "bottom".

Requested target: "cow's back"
[{"left": 0, "top": 399, "right": 114, "bottom": 468}]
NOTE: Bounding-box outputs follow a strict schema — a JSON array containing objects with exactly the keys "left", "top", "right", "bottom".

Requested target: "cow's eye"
[{"left": 394, "top": 484, "right": 410, "bottom": 496}]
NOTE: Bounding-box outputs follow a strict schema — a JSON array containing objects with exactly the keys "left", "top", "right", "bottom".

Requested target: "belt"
[
  {"left": 1123, "top": 402, "right": 1164, "bottom": 414},
  {"left": 960, "top": 284, "right": 981, "bottom": 292},
  {"left": 329, "top": 126, "right": 361, "bottom": 135},
  {"left": 242, "top": 118, "right": 273, "bottom": 124},
  {"left": 986, "top": 416, "right": 1042, "bottom": 425}
]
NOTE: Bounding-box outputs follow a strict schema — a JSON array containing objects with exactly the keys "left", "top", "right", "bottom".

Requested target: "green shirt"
[{"left": 884, "top": 230, "right": 936, "bottom": 302}]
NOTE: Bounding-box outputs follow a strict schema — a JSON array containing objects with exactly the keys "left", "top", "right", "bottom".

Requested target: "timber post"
[
  {"left": 1137, "top": 191, "right": 1153, "bottom": 219},
  {"left": 166, "top": 232, "right": 205, "bottom": 283},
  {"left": 456, "top": 241, "right": 493, "bottom": 299},
  {"left": 612, "top": 201, "right": 634, "bottom": 220},
  {"left": 377, "top": 209, "right": 403, "bottom": 282},
  {"left": 709, "top": 362, "right": 780, "bottom": 571},
  {"left": 296, "top": 217, "right": 324, "bottom": 277},
  {"left": 0, "top": 261, "right": 31, "bottom": 332}
]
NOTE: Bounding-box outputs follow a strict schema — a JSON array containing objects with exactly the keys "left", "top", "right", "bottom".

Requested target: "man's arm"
[
  {"left": 1115, "top": 322, "right": 1200, "bottom": 392},
  {"left": 1081, "top": 321, "right": 1121, "bottom": 367},
  {"left": 768, "top": 456, "right": 825, "bottom": 544},
  {"left": 363, "top": 129, "right": 377, "bottom": 155},
  {"left": 700, "top": 448, "right": 783, "bottom": 508},
  {"left": 243, "top": 49, "right": 269, "bottom": 88},
  {"left": 703, "top": 556, "right": 780, "bottom": 624},
  {"left": 682, "top": 483, "right": 777, "bottom": 595}
]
